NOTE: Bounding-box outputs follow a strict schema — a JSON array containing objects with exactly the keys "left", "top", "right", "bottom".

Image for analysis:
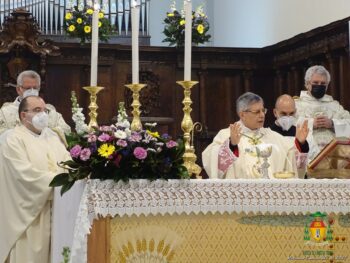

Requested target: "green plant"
[
  {"left": 64, "top": 5, "right": 112, "bottom": 44},
  {"left": 163, "top": 2, "right": 211, "bottom": 47},
  {"left": 61, "top": 247, "right": 70, "bottom": 263}
]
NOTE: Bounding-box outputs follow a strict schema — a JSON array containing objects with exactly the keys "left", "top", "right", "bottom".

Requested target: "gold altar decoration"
[
  {"left": 125, "top": 83, "right": 146, "bottom": 131},
  {"left": 176, "top": 80, "right": 202, "bottom": 178},
  {"left": 83, "top": 86, "right": 105, "bottom": 130},
  {"left": 107, "top": 213, "right": 350, "bottom": 263}
]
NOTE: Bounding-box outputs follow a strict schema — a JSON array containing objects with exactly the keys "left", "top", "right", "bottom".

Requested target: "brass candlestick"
[
  {"left": 82, "top": 86, "right": 104, "bottom": 130},
  {"left": 177, "top": 80, "right": 202, "bottom": 178},
  {"left": 125, "top": 83, "right": 146, "bottom": 131}
]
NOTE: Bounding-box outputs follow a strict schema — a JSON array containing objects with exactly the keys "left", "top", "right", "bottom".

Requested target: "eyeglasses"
[
  {"left": 244, "top": 108, "right": 267, "bottom": 115},
  {"left": 24, "top": 108, "right": 50, "bottom": 114}
]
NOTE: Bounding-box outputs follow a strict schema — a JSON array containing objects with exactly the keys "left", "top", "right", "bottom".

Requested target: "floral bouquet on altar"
[
  {"left": 64, "top": 5, "right": 112, "bottom": 44},
  {"left": 163, "top": 1, "right": 211, "bottom": 47},
  {"left": 50, "top": 93, "right": 189, "bottom": 195}
]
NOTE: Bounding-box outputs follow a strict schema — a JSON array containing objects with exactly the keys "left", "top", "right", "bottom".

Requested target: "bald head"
[{"left": 273, "top": 94, "right": 296, "bottom": 118}]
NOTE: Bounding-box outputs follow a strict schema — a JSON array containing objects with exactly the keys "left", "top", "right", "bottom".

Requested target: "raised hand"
[
  {"left": 230, "top": 122, "right": 242, "bottom": 145},
  {"left": 296, "top": 120, "right": 309, "bottom": 144}
]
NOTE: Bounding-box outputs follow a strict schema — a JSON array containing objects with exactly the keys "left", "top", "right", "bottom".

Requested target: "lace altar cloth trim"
[{"left": 69, "top": 178, "right": 350, "bottom": 263}]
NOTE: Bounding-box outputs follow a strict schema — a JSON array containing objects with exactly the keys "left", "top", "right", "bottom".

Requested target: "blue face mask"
[{"left": 22, "top": 88, "right": 39, "bottom": 98}]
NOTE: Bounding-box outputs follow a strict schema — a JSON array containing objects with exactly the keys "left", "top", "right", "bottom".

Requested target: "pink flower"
[
  {"left": 80, "top": 148, "right": 91, "bottom": 161},
  {"left": 117, "top": 139, "right": 127, "bottom": 147},
  {"left": 129, "top": 132, "right": 142, "bottom": 142},
  {"left": 86, "top": 134, "right": 97, "bottom": 142},
  {"left": 98, "top": 133, "right": 111, "bottom": 142},
  {"left": 99, "top": 125, "right": 112, "bottom": 132},
  {"left": 70, "top": 145, "right": 82, "bottom": 158},
  {"left": 133, "top": 147, "right": 147, "bottom": 160},
  {"left": 166, "top": 140, "right": 178, "bottom": 148}
]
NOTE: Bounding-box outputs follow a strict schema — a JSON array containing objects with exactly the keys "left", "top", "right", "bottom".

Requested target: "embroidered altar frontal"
[
  {"left": 69, "top": 179, "right": 350, "bottom": 263},
  {"left": 109, "top": 213, "right": 350, "bottom": 263}
]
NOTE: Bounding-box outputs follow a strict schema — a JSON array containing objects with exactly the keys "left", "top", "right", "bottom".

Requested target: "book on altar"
[{"left": 307, "top": 137, "right": 350, "bottom": 179}]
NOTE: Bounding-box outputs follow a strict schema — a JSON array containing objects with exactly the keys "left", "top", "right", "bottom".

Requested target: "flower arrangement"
[
  {"left": 64, "top": 5, "right": 112, "bottom": 44},
  {"left": 50, "top": 99, "right": 189, "bottom": 195},
  {"left": 163, "top": 1, "right": 211, "bottom": 47}
]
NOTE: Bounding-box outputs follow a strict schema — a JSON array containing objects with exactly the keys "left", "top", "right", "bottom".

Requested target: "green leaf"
[
  {"left": 60, "top": 181, "right": 76, "bottom": 196},
  {"left": 49, "top": 173, "right": 70, "bottom": 187}
]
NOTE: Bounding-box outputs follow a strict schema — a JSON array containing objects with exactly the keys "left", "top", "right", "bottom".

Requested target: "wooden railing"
[{"left": 0, "top": 0, "right": 150, "bottom": 36}]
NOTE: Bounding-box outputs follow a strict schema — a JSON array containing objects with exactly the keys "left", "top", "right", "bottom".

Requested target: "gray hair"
[
  {"left": 17, "top": 70, "right": 41, "bottom": 87},
  {"left": 236, "top": 92, "right": 264, "bottom": 114},
  {"left": 304, "top": 65, "right": 331, "bottom": 84}
]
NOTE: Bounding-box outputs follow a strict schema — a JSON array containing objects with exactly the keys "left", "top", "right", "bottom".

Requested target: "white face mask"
[
  {"left": 22, "top": 88, "right": 39, "bottom": 98},
  {"left": 31, "top": 112, "right": 49, "bottom": 131},
  {"left": 276, "top": 116, "right": 296, "bottom": 131}
]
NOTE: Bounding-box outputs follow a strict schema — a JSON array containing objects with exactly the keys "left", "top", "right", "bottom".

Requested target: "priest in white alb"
[
  {"left": 0, "top": 70, "right": 71, "bottom": 136},
  {"left": 0, "top": 96, "right": 70, "bottom": 263},
  {"left": 202, "top": 92, "right": 309, "bottom": 179}
]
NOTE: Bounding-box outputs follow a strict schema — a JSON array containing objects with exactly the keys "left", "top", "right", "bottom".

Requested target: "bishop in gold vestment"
[{"left": 202, "top": 92, "right": 309, "bottom": 179}]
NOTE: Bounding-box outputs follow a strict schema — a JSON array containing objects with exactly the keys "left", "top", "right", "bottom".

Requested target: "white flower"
[
  {"left": 125, "top": 128, "right": 131, "bottom": 137},
  {"left": 145, "top": 122, "right": 157, "bottom": 128},
  {"left": 114, "top": 130, "right": 127, "bottom": 139},
  {"left": 71, "top": 91, "right": 89, "bottom": 135},
  {"left": 115, "top": 102, "right": 131, "bottom": 129},
  {"left": 170, "top": 0, "right": 176, "bottom": 11}
]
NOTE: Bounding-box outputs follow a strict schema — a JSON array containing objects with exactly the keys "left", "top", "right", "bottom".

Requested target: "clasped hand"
[{"left": 313, "top": 116, "right": 333, "bottom": 129}]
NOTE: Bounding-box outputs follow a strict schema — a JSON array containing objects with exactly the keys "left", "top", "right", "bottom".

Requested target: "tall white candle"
[
  {"left": 90, "top": 3, "right": 99, "bottom": 86},
  {"left": 184, "top": 0, "right": 192, "bottom": 81},
  {"left": 131, "top": 0, "right": 140, "bottom": 84}
]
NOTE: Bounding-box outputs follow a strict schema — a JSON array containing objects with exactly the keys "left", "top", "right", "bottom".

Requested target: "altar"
[{"left": 55, "top": 179, "right": 350, "bottom": 263}]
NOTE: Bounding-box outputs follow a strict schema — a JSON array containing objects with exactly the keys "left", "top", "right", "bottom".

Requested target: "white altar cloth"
[
  {"left": 67, "top": 178, "right": 350, "bottom": 263},
  {"left": 52, "top": 182, "right": 85, "bottom": 263}
]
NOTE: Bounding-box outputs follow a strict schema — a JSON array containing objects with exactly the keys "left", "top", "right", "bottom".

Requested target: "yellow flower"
[
  {"left": 68, "top": 25, "right": 75, "bottom": 32},
  {"left": 76, "top": 18, "right": 83, "bottom": 24},
  {"left": 98, "top": 12, "right": 104, "bottom": 19},
  {"left": 147, "top": 130, "right": 160, "bottom": 138},
  {"left": 86, "top": 9, "right": 93, "bottom": 15},
  {"left": 197, "top": 24, "right": 204, "bottom": 34},
  {"left": 98, "top": 21, "right": 102, "bottom": 28},
  {"left": 167, "top": 13, "right": 174, "bottom": 17},
  {"left": 84, "top": 26, "right": 91, "bottom": 33},
  {"left": 65, "top": 13, "right": 72, "bottom": 20},
  {"left": 179, "top": 19, "right": 185, "bottom": 26},
  {"left": 98, "top": 144, "right": 115, "bottom": 158}
]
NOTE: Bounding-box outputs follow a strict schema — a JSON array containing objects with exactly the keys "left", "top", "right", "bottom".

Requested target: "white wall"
[{"left": 149, "top": 0, "right": 350, "bottom": 48}]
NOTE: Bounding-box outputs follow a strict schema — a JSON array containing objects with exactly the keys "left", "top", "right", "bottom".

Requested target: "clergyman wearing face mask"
[
  {"left": 0, "top": 70, "right": 71, "bottom": 135},
  {"left": 295, "top": 65, "right": 350, "bottom": 162},
  {"left": 24, "top": 108, "right": 49, "bottom": 132},
  {"left": 271, "top": 94, "right": 298, "bottom": 137},
  {"left": 18, "top": 96, "right": 49, "bottom": 133}
]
